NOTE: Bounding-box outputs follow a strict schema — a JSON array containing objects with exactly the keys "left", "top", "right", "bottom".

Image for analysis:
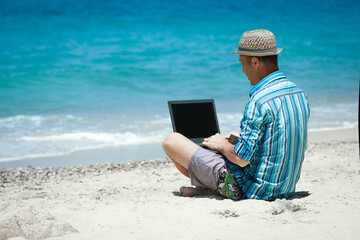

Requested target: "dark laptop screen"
[{"left": 169, "top": 100, "right": 219, "bottom": 139}]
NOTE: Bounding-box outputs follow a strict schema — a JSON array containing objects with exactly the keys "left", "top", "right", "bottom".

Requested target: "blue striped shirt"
[{"left": 228, "top": 70, "right": 310, "bottom": 200}]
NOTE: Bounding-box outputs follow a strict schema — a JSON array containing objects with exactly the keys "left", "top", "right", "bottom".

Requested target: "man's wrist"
[{"left": 221, "top": 140, "right": 235, "bottom": 155}]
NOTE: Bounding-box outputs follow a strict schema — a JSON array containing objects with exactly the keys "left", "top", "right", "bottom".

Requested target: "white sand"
[{"left": 0, "top": 127, "right": 359, "bottom": 240}]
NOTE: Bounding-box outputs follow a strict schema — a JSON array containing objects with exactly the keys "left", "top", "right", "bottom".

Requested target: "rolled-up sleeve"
[{"left": 234, "top": 100, "right": 265, "bottom": 162}]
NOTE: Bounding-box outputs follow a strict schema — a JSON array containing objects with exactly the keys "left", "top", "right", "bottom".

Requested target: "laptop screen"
[{"left": 168, "top": 100, "right": 220, "bottom": 139}]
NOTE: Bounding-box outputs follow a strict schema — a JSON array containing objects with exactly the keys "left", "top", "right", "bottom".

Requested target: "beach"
[
  {"left": 1, "top": 1, "right": 359, "bottom": 239},
  {"left": 0, "top": 126, "right": 359, "bottom": 240}
]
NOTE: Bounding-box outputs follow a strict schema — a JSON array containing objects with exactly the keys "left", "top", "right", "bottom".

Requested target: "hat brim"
[{"left": 231, "top": 48, "right": 283, "bottom": 56}]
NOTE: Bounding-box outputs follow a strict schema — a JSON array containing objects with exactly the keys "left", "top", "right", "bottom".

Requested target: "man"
[{"left": 162, "top": 29, "right": 310, "bottom": 201}]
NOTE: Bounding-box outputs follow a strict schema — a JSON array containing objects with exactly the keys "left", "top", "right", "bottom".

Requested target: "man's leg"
[
  {"left": 162, "top": 132, "right": 198, "bottom": 177},
  {"left": 162, "top": 132, "right": 218, "bottom": 197}
]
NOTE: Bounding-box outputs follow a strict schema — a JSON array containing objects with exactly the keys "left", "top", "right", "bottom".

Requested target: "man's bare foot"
[{"left": 179, "top": 186, "right": 218, "bottom": 197}]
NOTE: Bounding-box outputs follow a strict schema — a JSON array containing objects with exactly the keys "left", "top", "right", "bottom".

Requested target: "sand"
[{"left": 0, "top": 127, "right": 359, "bottom": 240}]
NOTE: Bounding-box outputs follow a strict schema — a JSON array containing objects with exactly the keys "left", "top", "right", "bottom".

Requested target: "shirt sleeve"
[{"left": 234, "top": 100, "right": 265, "bottom": 162}]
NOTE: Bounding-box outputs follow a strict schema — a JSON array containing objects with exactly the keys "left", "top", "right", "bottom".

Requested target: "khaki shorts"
[{"left": 188, "top": 147, "right": 247, "bottom": 200}]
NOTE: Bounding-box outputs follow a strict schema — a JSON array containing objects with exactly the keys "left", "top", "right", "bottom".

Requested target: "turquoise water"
[{"left": 0, "top": 0, "right": 359, "bottom": 163}]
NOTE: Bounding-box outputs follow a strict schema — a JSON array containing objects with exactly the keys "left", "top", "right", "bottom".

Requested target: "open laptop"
[{"left": 168, "top": 99, "right": 221, "bottom": 148}]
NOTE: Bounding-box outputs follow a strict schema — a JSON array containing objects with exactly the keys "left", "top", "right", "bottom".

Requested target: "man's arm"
[{"left": 202, "top": 133, "right": 249, "bottom": 168}]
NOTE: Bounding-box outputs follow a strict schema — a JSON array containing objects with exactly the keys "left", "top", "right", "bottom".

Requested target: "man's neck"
[
  {"left": 260, "top": 66, "right": 279, "bottom": 80},
  {"left": 254, "top": 66, "right": 279, "bottom": 85}
]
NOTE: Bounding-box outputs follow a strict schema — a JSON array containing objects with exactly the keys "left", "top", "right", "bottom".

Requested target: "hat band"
[{"left": 237, "top": 47, "right": 278, "bottom": 53}]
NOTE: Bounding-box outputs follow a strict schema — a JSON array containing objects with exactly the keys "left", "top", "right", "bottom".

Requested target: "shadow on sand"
[{"left": 172, "top": 190, "right": 311, "bottom": 201}]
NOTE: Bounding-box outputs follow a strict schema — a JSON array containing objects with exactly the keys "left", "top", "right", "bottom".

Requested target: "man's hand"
[
  {"left": 202, "top": 132, "right": 239, "bottom": 151},
  {"left": 203, "top": 132, "right": 249, "bottom": 168},
  {"left": 202, "top": 133, "right": 227, "bottom": 151}
]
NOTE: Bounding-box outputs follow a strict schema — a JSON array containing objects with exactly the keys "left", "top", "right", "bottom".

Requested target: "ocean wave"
[
  {"left": 0, "top": 113, "right": 170, "bottom": 162},
  {"left": 0, "top": 110, "right": 358, "bottom": 163},
  {"left": 0, "top": 115, "right": 45, "bottom": 126},
  {"left": 0, "top": 131, "right": 165, "bottom": 162},
  {"left": 0, "top": 133, "right": 164, "bottom": 163},
  {"left": 0, "top": 114, "right": 78, "bottom": 129}
]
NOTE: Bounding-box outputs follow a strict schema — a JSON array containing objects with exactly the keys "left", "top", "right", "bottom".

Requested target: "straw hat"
[{"left": 231, "top": 29, "right": 282, "bottom": 56}]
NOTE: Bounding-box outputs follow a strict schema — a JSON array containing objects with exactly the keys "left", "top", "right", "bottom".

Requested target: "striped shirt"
[{"left": 227, "top": 70, "right": 310, "bottom": 200}]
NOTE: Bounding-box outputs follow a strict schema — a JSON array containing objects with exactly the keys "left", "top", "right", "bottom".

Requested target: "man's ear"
[{"left": 251, "top": 57, "right": 260, "bottom": 70}]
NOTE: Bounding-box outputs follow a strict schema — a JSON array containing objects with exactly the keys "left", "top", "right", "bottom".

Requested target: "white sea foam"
[
  {"left": 18, "top": 131, "right": 163, "bottom": 145},
  {"left": 0, "top": 131, "right": 165, "bottom": 162},
  {"left": 0, "top": 113, "right": 170, "bottom": 162},
  {"left": 0, "top": 115, "right": 44, "bottom": 127}
]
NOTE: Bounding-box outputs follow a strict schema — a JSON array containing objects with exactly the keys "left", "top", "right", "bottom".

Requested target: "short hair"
[{"left": 245, "top": 55, "right": 278, "bottom": 66}]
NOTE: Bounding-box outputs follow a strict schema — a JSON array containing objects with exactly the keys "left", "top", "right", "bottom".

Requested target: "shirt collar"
[{"left": 249, "top": 70, "right": 285, "bottom": 97}]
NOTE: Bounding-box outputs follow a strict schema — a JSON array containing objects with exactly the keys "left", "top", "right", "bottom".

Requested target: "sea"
[{"left": 0, "top": 0, "right": 359, "bottom": 166}]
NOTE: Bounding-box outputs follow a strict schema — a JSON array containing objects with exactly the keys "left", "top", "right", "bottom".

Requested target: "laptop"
[{"left": 168, "top": 99, "right": 221, "bottom": 148}]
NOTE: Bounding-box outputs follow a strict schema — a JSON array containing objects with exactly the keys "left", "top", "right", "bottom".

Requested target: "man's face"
[{"left": 239, "top": 55, "right": 256, "bottom": 85}]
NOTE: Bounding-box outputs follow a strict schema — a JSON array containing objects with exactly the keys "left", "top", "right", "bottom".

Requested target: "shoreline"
[
  {"left": 308, "top": 125, "right": 358, "bottom": 143},
  {"left": 0, "top": 126, "right": 358, "bottom": 169},
  {"left": 0, "top": 125, "right": 359, "bottom": 239},
  {"left": 0, "top": 142, "right": 166, "bottom": 169}
]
